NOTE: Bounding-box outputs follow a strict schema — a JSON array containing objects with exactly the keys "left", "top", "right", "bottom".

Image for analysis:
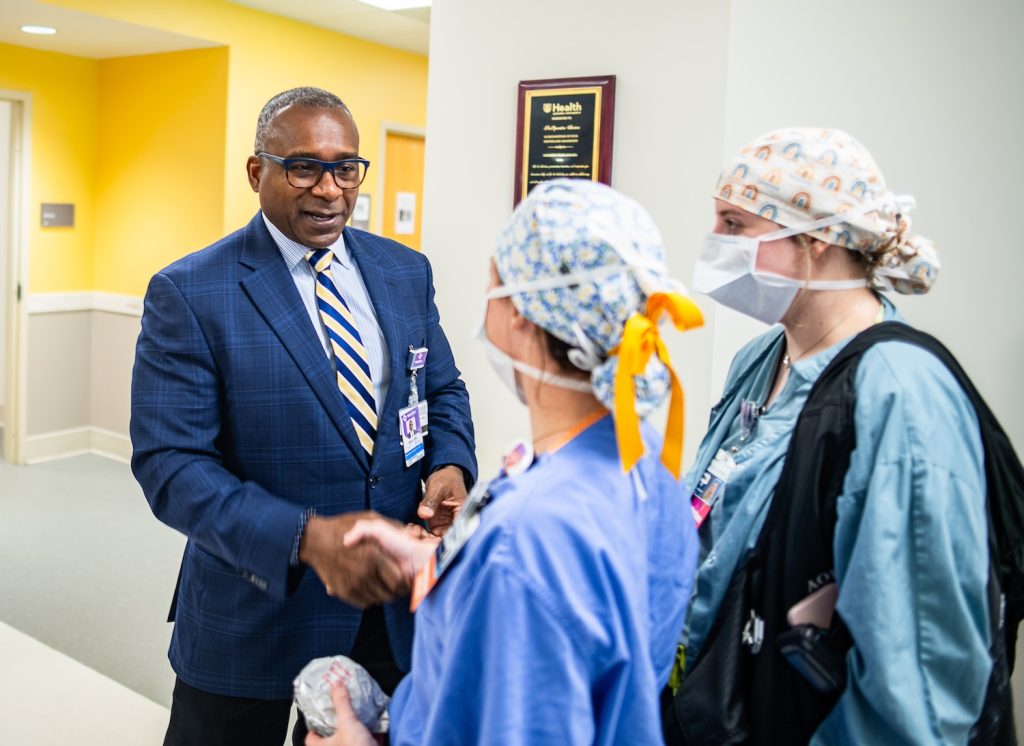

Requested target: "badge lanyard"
[{"left": 399, "top": 346, "right": 429, "bottom": 467}]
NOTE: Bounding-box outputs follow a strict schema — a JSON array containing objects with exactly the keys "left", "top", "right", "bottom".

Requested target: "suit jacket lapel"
[
  {"left": 345, "top": 228, "right": 407, "bottom": 458},
  {"left": 238, "top": 214, "right": 370, "bottom": 472}
]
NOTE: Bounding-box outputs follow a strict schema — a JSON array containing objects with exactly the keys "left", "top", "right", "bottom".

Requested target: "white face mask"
[
  {"left": 473, "top": 299, "right": 595, "bottom": 404},
  {"left": 473, "top": 249, "right": 680, "bottom": 403},
  {"left": 691, "top": 195, "right": 904, "bottom": 325}
]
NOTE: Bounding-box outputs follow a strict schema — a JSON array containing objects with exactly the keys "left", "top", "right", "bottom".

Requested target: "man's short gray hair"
[{"left": 253, "top": 87, "right": 352, "bottom": 154}]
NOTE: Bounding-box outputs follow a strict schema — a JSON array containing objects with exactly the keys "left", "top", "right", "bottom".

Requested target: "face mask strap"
[
  {"left": 566, "top": 323, "right": 603, "bottom": 372},
  {"left": 475, "top": 312, "right": 594, "bottom": 395},
  {"left": 487, "top": 265, "right": 624, "bottom": 299},
  {"left": 598, "top": 233, "right": 673, "bottom": 296},
  {"left": 490, "top": 233, "right": 677, "bottom": 301},
  {"left": 755, "top": 193, "right": 906, "bottom": 243},
  {"left": 753, "top": 273, "right": 869, "bottom": 291},
  {"left": 509, "top": 355, "right": 594, "bottom": 393}
]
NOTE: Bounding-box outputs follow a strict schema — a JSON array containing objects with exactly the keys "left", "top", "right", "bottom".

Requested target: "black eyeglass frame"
[{"left": 256, "top": 152, "right": 371, "bottom": 190}]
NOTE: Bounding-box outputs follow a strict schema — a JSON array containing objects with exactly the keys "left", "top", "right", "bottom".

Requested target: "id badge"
[
  {"left": 690, "top": 448, "right": 736, "bottom": 527},
  {"left": 399, "top": 404, "right": 425, "bottom": 467},
  {"left": 410, "top": 481, "right": 490, "bottom": 611}
]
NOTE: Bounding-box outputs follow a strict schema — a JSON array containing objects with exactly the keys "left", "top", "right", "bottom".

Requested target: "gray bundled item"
[{"left": 293, "top": 655, "right": 390, "bottom": 736}]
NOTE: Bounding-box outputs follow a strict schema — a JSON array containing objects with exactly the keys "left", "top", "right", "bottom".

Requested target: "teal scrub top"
[{"left": 684, "top": 298, "right": 991, "bottom": 744}]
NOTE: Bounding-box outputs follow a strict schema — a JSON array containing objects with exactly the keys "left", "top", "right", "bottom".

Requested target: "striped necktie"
[{"left": 306, "top": 249, "right": 377, "bottom": 455}]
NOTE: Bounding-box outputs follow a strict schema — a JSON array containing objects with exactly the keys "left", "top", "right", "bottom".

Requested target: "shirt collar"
[{"left": 261, "top": 212, "right": 351, "bottom": 271}]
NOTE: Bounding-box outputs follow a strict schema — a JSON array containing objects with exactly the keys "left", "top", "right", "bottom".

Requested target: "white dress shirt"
[{"left": 262, "top": 213, "right": 390, "bottom": 409}]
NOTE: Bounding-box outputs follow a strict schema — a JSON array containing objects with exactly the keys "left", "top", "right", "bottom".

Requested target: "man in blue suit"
[{"left": 131, "top": 87, "right": 476, "bottom": 746}]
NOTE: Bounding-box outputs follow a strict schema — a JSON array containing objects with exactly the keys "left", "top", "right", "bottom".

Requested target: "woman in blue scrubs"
[{"left": 309, "top": 179, "right": 703, "bottom": 745}]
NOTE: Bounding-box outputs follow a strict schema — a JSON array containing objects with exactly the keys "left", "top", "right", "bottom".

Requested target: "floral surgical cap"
[
  {"left": 494, "top": 179, "right": 684, "bottom": 420},
  {"left": 715, "top": 127, "right": 940, "bottom": 294}
]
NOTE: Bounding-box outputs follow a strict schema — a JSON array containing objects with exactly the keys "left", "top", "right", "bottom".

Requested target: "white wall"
[
  {"left": 424, "top": 0, "right": 731, "bottom": 472},
  {"left": 425, "top": 0, "right": 1024, "bottom": 730},
  {"left": 427, "top": 0, "right": 1024, "bottom": 465},
  {"left": 712, "top": 0, "right": 1024, "bottom": 451}
]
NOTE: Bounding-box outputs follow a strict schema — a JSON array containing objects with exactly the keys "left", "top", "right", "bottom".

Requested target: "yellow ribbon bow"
[{"left": 611, "top": 292, "right": 704, "bottom": 479}]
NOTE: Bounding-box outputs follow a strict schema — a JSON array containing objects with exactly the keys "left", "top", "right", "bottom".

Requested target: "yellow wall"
[
  {"left": 95, "top": 47, "right": 228, "bottom": 295},
  {"left": 0, "top": 42, "right": 99, "bottom": 293},
  {"left": 49, "top": 0, "right": 430, "bottom": 236},
  {"left": 2, "top": 1, "right": 428, "bottom": 296}
]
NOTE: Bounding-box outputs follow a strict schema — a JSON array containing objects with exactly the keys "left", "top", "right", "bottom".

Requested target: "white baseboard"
[
  {"left": 90, "top": 427, "right": 132, "bottom": 463},
  {"left": 26, "top": 292, "right": 142, "bottom": 317},
  {"left": 24, "top": 427, "right": 131, "bottom": 465},
  {"left": 24, "top": 427, "right": 91, "bottom": 463}
]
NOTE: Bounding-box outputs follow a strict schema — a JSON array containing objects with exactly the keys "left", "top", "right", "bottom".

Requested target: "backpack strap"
[
  {"left": 667, "top": 324, "right": 888, "bottom": 744},
  {"left": 667, "top": 321, "right": 1020, "bottom": 745},
  {"left": 756, "top": 321, "right": 1017, "bottom": 744}
]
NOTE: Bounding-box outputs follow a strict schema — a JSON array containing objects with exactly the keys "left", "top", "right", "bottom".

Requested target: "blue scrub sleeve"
[{"left": 811, "top": 346, "right": 991, "bottom": 745}]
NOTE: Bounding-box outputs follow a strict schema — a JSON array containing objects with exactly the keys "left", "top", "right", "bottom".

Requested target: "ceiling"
[
  {"left": 0, "top": 0, "right": 219, "bottom": 59},
  {"left": 227, "top": 0, "right": 430, "bottom": 55},
  {"left": 0, "top": 0, "right": 431, "bottom": 59}
]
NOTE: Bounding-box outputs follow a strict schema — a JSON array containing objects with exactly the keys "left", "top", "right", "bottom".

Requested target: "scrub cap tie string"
[{"left": 610, "top": 292, "right": 704, "bottom": 478}]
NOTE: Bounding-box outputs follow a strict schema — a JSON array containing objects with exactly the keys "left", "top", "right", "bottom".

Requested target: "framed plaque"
[{"left": 513, "top": 75, "right": 616, "bottom": 205}]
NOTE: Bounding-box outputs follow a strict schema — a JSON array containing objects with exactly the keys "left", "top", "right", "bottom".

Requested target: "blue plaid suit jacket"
[{"left": 130, "top": 213, "right": 476, "bottom": 698}]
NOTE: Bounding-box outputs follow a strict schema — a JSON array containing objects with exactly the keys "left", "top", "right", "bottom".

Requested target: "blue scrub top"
[
  {"left": 389, "top": 414, "right": 698, "bottom": 745},
  {"left": 683, "top": 298, "right": 991, "bottom": 744}
]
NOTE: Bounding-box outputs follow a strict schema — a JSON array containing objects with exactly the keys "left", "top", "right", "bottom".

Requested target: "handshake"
[{"left": 298, "top": 464, "right": 464, "bottom": 607}]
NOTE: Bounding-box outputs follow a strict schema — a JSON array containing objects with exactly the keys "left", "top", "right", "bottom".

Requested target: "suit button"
[{"left": 369, "top": 476, "right": 380, "bottom": 488}]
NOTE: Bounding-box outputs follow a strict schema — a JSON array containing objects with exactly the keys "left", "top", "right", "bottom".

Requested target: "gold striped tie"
[{"left": 306, "top": 249, "right": 377, "bottom": 455}]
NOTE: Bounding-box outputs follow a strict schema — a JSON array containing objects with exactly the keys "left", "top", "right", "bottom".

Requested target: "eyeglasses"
[{"left": 256, "top": 152, "right": 370, "bottom": 190}]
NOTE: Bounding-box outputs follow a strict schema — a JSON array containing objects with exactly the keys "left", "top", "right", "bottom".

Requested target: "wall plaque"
[{"left": 514, "top": 75, "right": 615, "bottom": 205}]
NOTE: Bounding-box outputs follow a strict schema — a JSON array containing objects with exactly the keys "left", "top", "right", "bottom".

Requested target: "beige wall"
[
  {"left": 26, "top": 313, "right": 91, "bottom": 436},
  {"left": 22, "top": 304, "right": 138, "bottom": 462},
  {"left": 90, "top": 312, "right": 140, "bottom": 436}
]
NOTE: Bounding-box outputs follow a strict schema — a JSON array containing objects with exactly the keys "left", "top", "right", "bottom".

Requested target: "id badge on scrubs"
[
  {"left": 690, "top": 448, "right": 736, "bottom": 527},
  {"left": 410, "top": 481, "right": 491, "bottom": 611}
]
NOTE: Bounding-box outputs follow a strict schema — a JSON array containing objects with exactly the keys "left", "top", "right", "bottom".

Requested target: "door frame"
[
  {"left": 1, "top": 90, "right": 31, "bottom": 464},
  {"left": 376, "top": 122, "right": 426, "bottom": 240}
]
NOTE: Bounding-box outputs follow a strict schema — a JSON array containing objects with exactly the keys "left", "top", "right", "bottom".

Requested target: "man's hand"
[
  {"left": 418, "top": 465, "right": 468, "bottom": 536},
  {"left": 343, "top": 518, "right": 440, "bottom": 580},
  {"left": 299, "top": 512, "right": 408, "bottom": 606},
  {"left": 305, "top": 680, "right": 376, "bottom": 746}
]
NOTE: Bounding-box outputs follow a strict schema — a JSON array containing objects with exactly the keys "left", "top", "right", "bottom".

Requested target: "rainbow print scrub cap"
[
  {"left": 715, "top": 128, "right": 940, "bottom": 294},
  {"left": 493, "top": 179, "right": 703, "bottom": 477}
]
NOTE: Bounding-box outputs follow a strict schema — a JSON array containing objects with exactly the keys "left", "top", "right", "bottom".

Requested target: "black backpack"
[{"left": 664, "top": 322, "right": 1022, "bottom": 745}]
